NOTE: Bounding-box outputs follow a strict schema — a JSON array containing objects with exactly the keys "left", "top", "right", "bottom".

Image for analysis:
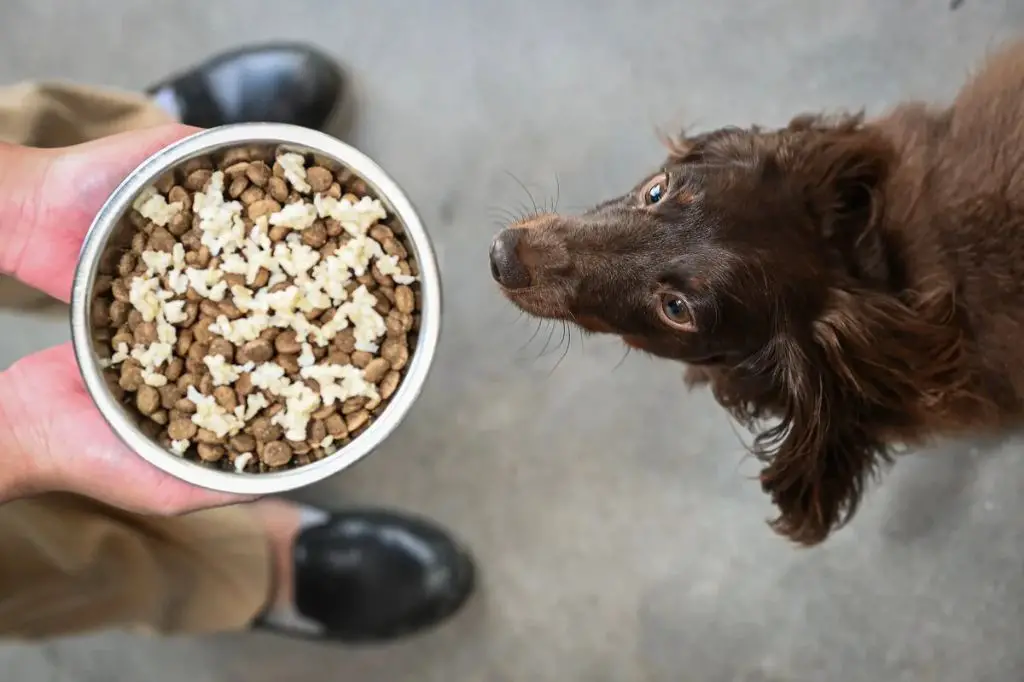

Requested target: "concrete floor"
[{"left": 2, "top": 0, "right": 1024, "bottom": 680}]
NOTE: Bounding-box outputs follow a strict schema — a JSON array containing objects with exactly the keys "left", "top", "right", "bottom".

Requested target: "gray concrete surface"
[{"left": 1, "top": 0, "right": 1023, "bottom": 680}]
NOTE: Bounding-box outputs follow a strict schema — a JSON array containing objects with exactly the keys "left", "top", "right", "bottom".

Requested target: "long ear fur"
[
  {"left": 754, "top": 287, "right": 992, "bottom": 545},
  {"left": 788, "top": 119, "right": 897, "bottom": 288}
]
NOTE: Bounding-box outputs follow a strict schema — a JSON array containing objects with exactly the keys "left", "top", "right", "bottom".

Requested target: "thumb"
[{"left": 0, "top": 124, "right": 200, "bottom": 302}]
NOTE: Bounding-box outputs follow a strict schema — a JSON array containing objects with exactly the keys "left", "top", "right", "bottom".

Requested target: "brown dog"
[{"left": 489, "top": 41, "right": 1024, "bottom": 546}]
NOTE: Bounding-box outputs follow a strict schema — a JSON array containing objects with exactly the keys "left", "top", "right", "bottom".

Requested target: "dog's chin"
[{"left": 498, "top": 287, "right": 574, "bottom": 321}]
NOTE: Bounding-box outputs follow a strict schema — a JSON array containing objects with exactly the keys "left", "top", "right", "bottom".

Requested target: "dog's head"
[{"left": 492, "top": 113, "right": 975, "bottom": 545}]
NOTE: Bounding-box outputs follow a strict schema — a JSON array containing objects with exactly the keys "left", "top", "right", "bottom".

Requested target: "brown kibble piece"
[
  {"left": 209, "top": 338, "right": 235, "bottom": 361},
  {"left": 246, "top": 161, "right": 271, "bottom": 187},
  {"left": 148, "top": 226, "right": 177, "bottom": 253},
  {"left": 165, "top": 357, "right": 185, "bottom": 382},
  {"left": 327, "top": 329, "right": 354, "bottom": 355},
  {"left": 117, "top": 252, "right": 137, "bottom": 277},
  {"left": 224, "top": 161, "right": 250, "bottom": 177},
  {"left": 362, "top": 357, "right": 390, "bottom": 383},
  {"left": 91, "top": 298, "right": 110, "bottom": 329},
  {"left": 302, "top": 221, "right": 328, "bottom": 248},
  {"left": 306, "top": 166, "right": 334, "bottom": 193},
  {"left": 309, "top": 419, "right": 327, "bottom": 445},
  {"left": 230, "top": 433, "right": 256, "bottom": 453},
  {"left": 327, "top": 349, "right": 351, "bottom": 366},
  {"left": 380, "top": 371, "right": 401, "bottom": 400},
  {"left": 168, "top": 212, "right": 190, "bottom": 236},
  {"left": 382, "top": 237, "right": 407, "bottom": 258},
  {"left": 119, "top": 363, "right": 144, "bottom": 392},
  {"left": 159, "top": 384, "right": 182, "bottom": 410},
  {"left": 381, "top": 338, "right": 410, "bottom": 371},
  {"left": 312, "top": 402, "right": 337, "bottom": 420},
  {"left": 220, "top": 297, "right": 244, "bottom": 318},
  {"left": 136, "top": 385, "right": 161, "bottom": 415},
  {"left": 175, "top": 397, "right": 197, "bottom": 414},
  {"left": 325, "top": 219, "right": 343, "bottom": 238},
  {"left": 167, "top": 418, "right": 198, "bottom": 441},
  {"left": 350, "top": 351, "right": 373, "bottom": 368},
  {"left": 193, "top": 317, "right": 215, "bottom": 344},
  {"left": 182, "top": 301, "right": 200, "bottom": 327},
  {"left": 213, "top": 386, "right": 238, "bottom": 412},
  {"left": 325, "top": 414, "right": 348, "bottom": 438},
  {"left": 151, "top": 410, "right": 170, "bottom": 426},
  {"left": 153, "top": 172, "right": 175, "bottom": 194},
  {"left": 168, "top": 185, "right": 190, "bottom": 207},
  {"left": 387, "top": 310, "right": 413, "bottom": 337},
  {"left": 345, "top": 409, "right": 370, "bottom": 433},
  {"left": 277, "top": 354, "right": 300, "bottom": 374},
  {"left": 394, "top": 285, "right": 415, "bottom": 313},
  {"left": 186, "top": 342, "right": 210, "bottom": 373},
  {"left": 269, "top": 224, "right": 290, "bottom": 242},
  {"left": 185, "top": 169, "right": 213, "bottom": 191},
  {"left": 221, "top": 147, "right": 251, "bottom": 166},
  {"left": 274, "top": 330, "right": 301, "bottom": 354},
  {"left": 134, "top": 321, "right": 158, "bottom": 345},
  {"left": 176, "top": 328, "right": 193, "bottom": 357},
  {"left": 250, "top": 417, "right": 282, "bottom": 443},
  {"left": 111, "top": 279, "right": 130, "bottom": 302},
  {"left": 109, "top": 300, "right": 130, "bottom": 327},
  {"left": 131, "top": 231, "right": 148, "bottom": 254},
  {"left": 369, "top": 225, "right": 394, "bottom": 242},
  {"left": 112, "top": 331, "right": 134, "bottom": 350},
  {"left": 341, "top": 397, "right": 366, "bottom": 415},
  {"left": 228, "top": 175, "right": 249, "bottom": 199},
  {"left": 247, "top": 198, "right": 282, "bottom": 220},
  {"left": 183, "top": 156, "right": 212, "bottom": 174},
  {"left": 261, "top": 441, "right": 292, "bottom": 467},
  {"left": 240, "top": 186, "right": 265, "bottom": 205},
  {"left": 197, "top": 443, "right": 225, "bottom": 462},
  {"left": 235, "top": 372, "right": 254, "bottom": 398},
  {"left": 252, "top": 268, "right": 271, "bottom": 288},
  {"left": 268, "top": 176, "right": 289, "bottom": 202},
  {"left": 195, "top": 429, "right": 222, "bottom": 445},
  {"left": 239, "top": 339, "right": 274, "bottom": 363}
]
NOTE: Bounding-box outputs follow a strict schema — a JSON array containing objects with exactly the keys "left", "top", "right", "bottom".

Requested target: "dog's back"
[{"left": 878, "top": 41, "right": 1024, "bottom": 408}]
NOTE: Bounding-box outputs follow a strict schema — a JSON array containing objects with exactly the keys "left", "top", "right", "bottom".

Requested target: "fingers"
[
  {"left": 0, "top": 343, "right": 252, "bottom": 515},
  {"left": 0, "top": 124, "right": 199, "bottom": 302}
]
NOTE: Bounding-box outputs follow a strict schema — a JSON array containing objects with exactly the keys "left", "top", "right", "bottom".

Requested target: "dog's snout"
[{"left": 489, "top": 229, "right": 532, "bottom": 290}]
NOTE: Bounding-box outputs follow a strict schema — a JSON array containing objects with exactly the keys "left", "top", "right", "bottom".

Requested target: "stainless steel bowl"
[{"left": 70, "top": 123, "right": 441, "bottom": 495}]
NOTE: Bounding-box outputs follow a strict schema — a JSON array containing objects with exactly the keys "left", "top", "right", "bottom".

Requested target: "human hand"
[{"left": 0, "top": 125, "right": 254, "bottom": 514}]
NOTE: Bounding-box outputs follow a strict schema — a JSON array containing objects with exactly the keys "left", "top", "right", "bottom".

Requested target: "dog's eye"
[
  {"left": 642, "top": 173, "right": 668, "bottom": 205},
  {"left": 656, "top": 291, "right": 695, "bottom": 331}
]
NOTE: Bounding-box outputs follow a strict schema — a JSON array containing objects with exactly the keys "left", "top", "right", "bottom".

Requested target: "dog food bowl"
[{"left": 70, "top": 123, "right": 441, "bottom": 495}]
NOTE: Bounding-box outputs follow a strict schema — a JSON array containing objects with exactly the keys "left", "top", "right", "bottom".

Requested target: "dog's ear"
[
  {"left": 753, "top": 327, "right": 885, "bottom": 545},
  {"left": 771, "top": 121, "right": 896, "bottom": 287},
  {"left": 755, "top": 288, "right": 984, "bottom": 545}
]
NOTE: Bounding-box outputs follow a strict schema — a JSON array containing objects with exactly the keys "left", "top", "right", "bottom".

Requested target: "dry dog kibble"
[{"left": 94, "top": 145, "right": 422, "bottom": 473}]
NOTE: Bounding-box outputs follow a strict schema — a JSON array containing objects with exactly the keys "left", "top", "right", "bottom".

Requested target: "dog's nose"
[{"left": 489, "top": 229, "right": 532, "bottom": 290}]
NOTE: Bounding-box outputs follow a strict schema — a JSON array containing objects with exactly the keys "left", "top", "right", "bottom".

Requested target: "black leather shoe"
[
  {"left": 146, "top": 43, "right": 346, "bottom": 131},
  {"left": 255, "top": 507, "right": 475, "bottom": 643}
]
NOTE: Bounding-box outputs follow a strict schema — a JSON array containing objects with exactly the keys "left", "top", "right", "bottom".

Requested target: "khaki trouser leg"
[
  {"left": 0, "top": 81, "right": 174, "bottom": 146},
  {"left": 0, "top": 81, "right": 272, "bottom": 640}
]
